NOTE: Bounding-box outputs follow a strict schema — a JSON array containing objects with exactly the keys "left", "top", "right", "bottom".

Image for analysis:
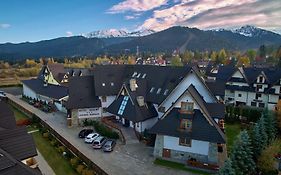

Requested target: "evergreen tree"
[
  {"left": 231, "top": 130, "right": 256, "bottom": 175},
  {"left": 263, "top": 109, "right": 277, "bottom": 144},
  {"left": 251, "top": 123, "right": 263, "bottom": 157},
  {"left": 219, "top": 158, "right": 235, "bottom": 175},
  {"left": 258, "top": 116, "right": 268, "bottom": 148}
]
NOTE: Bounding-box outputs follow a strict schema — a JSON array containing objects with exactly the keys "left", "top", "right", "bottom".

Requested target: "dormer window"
[
  {"left": 180, "top": 119, "right": 192, "bottom": 131},
  {"left": 142, "top": 74, "right": 146, "bottom": 79},
  {"left": 156, "top": 88, "right": 161, "bottom": 94},
  {"left": 163, "top": 89, "right": 169, "bottom": 95},
  {"left": 258, "top": 76, "right": 264, "bottom": 83},
  {"left": 180, "top": 102, "right": 194, "bottom": 113},
  {"left": 132, "top": 72, "right": 137, "bottom": 77},
  {"left": 137, "top": 73, "right": 141, "bottom": 78},
  {"left": 102, "top": 83, "right": 105, "bottom": 87},
  {"left": 111, "top": 82, "right": 114, "bottom": 86},
  {"left": 150, "top": 87, "right": 155, "bottom": 93}
]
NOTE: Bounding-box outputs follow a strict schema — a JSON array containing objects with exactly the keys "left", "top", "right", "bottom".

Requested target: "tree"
[
  {"left": 251, "top": 123, "right": 263, "bottom": 157},
  {"left": 247, "top": 49, "right": 257, "bottom": 63},
  {"left": 171, "top": 56, "right": 183, "bottom": 67},
  {"left": 210, "top": 51, "right": 217, "bottom": 62},
  {"left": 231, "top": 130, "right": 256, "bottom": 175},
  {"left": 219, "top": 158, "right": 235, "bottom": 175},
  {"left": 258, "top": 116, "right": 268, "bottom": 148},
  {"left": 181, "top": 50, "right": 193, "bottom": 64},
  {"left": 217, "top": 49, "right": 227, "bottom": 64},
  {"left": 259, "top": 45, "right": 266, "bottom": 61},
  {"left": 263, "top": 109, "right": 277, "bottom": 143},
  {"left": 237, "top": 56, "right": 250, "bottom": 67}
]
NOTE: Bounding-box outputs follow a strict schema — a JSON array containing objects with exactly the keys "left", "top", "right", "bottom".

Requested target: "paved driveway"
[{"left": 7, "top": 94, "right": 195, "bottom": 175}]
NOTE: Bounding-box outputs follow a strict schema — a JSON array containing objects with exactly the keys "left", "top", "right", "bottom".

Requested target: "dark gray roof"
[
  {"left": 216, "top": 65, "right": 237, "bottom": 83},
  {"left": 0, "top": 101, "right": 16, "bottom": 129},
  {"left": 150, "top": 108, "right": 225, "bottom": 143},
  {"left": 22, "top": 79, "right": 68, "bottom": 100},
  {"left": 106, "top": 79, "right": 158, "bottom": 122},
  {"left": 206, "top": 81, "right": 225, "bottom": 97},
  {"left": 93, "top": 65, "right": 192, "bottom": 105},
  {"left": 0, "top": 148, "right": 40, "bottom": 175},
  {"left": 66, "top": 76, "right": 101, "bottom": 109},
  {"left": 205, "top": 103, "right": 225, "bottom": 119}
]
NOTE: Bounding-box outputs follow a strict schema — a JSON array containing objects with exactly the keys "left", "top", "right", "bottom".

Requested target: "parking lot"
[{"left": 7, "top": 93, "right": 194, "bottom": 175}]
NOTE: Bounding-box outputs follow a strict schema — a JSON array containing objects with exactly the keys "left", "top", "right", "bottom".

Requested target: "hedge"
[
  {"left": 225, "top": 105, "right": 263, "bottom": 123},
  {"left": 93, "top": 121, "right": 119, "bottom": 139}
]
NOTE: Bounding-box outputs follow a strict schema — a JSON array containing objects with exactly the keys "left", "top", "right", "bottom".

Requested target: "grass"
[
  {"left": 32, "top": 132, "right": 78, "bottom": 175},
  {"left": 225, "top": 123, "right": 241, "bottom": 152},
  {"left": 154, "top": 158, "right": 213, "bottom": 175},
  {"left": 11, "top": 106, "right": 30, "bottom": 120}
]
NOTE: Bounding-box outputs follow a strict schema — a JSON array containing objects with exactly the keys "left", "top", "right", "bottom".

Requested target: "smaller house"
[
  {"left": 22, "top": 79, "right": 68, "bottom": 112},
  {"left": 0, "top": 101, "right": 41, "bottom": 174},
  {"left": 65, "top": 76, "right": 101, "bottom": 126},
  {"left": 106, "top": 79, "right": 158, "bottom": 133}
]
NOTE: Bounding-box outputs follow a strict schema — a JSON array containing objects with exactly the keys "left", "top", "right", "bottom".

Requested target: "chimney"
[
  {"left": 136, "top": 96, "right": 145, "bottom": 107},
  {"left": 130, "top": 79, "right": 137, "bottom": 91}
]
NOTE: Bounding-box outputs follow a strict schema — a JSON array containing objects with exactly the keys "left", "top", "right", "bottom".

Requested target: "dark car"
[{"left": 78, "top": 129, "right": 94, "bottom": 138}]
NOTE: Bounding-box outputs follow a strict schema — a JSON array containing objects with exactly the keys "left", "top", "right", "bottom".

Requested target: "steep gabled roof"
[
  {"left": 216, "top": 65, "right": 237, "bottom": 83},
  {"left": 0, "top": 101, "right": 16, "bottom": 129},
  {"left": 66, "top": 76, "right": 101, "bottom": 109},
  {"left": 149, "top": 108, "right": 225, "bottom": 143},
  {"left": 22, "top": 79, "right": 68, "bottom": 100},
  {"left": 47, "top": 63, "right": 66, "bottom": 83}
]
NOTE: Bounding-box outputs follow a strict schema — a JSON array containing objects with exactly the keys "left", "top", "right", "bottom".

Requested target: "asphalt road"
[{"left": 0, "top": 86, "right": 22, "bottom": 95}]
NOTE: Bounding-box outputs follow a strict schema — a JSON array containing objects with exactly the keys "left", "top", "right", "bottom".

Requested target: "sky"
[{"left": 0, "top": 0, "right": 280, "bottom": 43}]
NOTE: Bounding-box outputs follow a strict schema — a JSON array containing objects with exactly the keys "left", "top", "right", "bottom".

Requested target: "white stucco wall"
[
  {"left": 23, "top": 84, "right": 37, "bottom": 99},
  {"left": 161, "top": 72, "right": 215, "bottom": 114},
  {"left": 135, "top": 117, "right": 158, "bottom": 133},
  {"left": 163, "top": 136, "right": 209, "bottom": 155},
  {"left": 234, "top": 91, "right": 248, "bottom": 103},
  {"left": 100, "top": 95, "right": 116, "bottom": 117}
]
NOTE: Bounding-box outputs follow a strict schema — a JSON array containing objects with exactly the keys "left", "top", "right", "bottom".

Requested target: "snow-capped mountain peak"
[
  {"left": 84, "top": 29, "right": 155, "bottom": 38},
  {"left": 232, "top": 25, "right": 268, "bottom": 37}
]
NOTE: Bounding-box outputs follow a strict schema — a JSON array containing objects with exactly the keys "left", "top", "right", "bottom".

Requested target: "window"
[
  {"left": 150, "top": 87, "right": 155, "bottom": 93},
  {"left": 279, "top": 96, "right": 281, "bottom": 100},
  {"left": 156, "top": 88, "right": 161, "bottom": 94},
  {"left": 258, "top": 76, "right": 263, "bottom": 83},
  {"left": 142, "top": 74, "right": 146, "bottom": 79},
  {"left": 132, "top": 72, "right": 137, "bottom": 77},
  {"left": 101, "top": 96, "right": 107, "bottom": 102},
  {"left": 110, "top": 82, "right": 114, "bottom": 86},
  {"left": 158, "top": 106, "right": 165, "bottom": 113},
  {"left": 163, "top": 89, "right": 169, "bottom": 96},
  {"left": 181, "top": 102, "right": 194, "bottom": 113},
  {"left": 238, "top": 94, "right": 242, "bottom": 97},
  {"left": 180, "top": 119, "right": 192, "bottom": 131},
  {"left": 137, "top": 73, "right": 141, "bottom": 78},
  {"left": 118, "top": 96, "right": 129, "bottom": 115},
  {"left": 179, "top": 137, "right": 191, "bottom": 147},
  {"left": 102, "top": 107, "right": 107, "bottom": 113},
  {"left": 256, "top": 85, "right": 262, "bottom": 92},
  {"left": 255, "top": 93, "right": 261, "bottom": 99},
  {"left": 259, "top": 103, "right": 265, "bottom": 108},
  {"left": 251, "top": 102, "right": 256, "bottom": 107},
  {"left": 102, "top": 83, "right": 105, "bottom": 87}
]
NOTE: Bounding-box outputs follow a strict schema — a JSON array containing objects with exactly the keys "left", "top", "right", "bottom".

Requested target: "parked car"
[
  {"left": 0, "top": 91, "right": 7, "bottom": 99},
  {"left": 84, "top": 133, "right": 99, "bottom": 143},
  {"left": 103, "top": 139, "right": 116, "bottom": 152},
  {"left": 92, "top": 136, "right": 107, "bottom": 149},
  {"left": 78, "top": 129, "right": 94, "bottom": 138}
]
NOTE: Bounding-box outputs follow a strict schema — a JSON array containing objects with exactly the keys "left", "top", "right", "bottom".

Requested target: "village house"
[{"left": 0, "top": 101, "right": 40, "bottom": 174}]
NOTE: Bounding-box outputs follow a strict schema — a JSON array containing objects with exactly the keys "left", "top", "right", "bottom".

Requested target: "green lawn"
[
  {"left": 225, "top": 123, "right": 241, "bottom": 152},
  {"left": 32, "top": 132, "right": 78, "bottom": 175},
  {"left": 11, "top": 106, "right": 29, "bottom": 120},
  {"left": 154, "top": 158, "right": 213, "bottom": 175}
]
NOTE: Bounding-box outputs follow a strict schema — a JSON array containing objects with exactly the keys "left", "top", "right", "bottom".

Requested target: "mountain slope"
[
  {"left": 84, "top": 29, "right": 155, "bottom": 38},
  {"left": 1, "top": 26, "right": 281, "bottom": 60}
]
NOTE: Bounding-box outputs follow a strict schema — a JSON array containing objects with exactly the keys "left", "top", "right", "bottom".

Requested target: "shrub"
[
  {"left": 58, "top": 146, "right": 66, "bottom": 153},
  {"left": 76, "top": 164, "right": 85, "bottom": 174},
  {"left": 82, "top": 169, "right": 95, "bottom": 175},
  {"left": 39, "top": 127, "right": 47, "bottom": 133},
  {"left": 50, "top": 139, "right": 59, "bottom": 147},
  {"left": 16, "top": 119, "right": 31, "bottom": 126},
  {"left": 31, "top": 115, "right": 40, "bottom": 124},
  {"left": 93, "top": 121, "right": 119, "bottom": 139},
  {"left": 70, "top": 157, "right": 80, "bottom": 168},
  {"left": 42, "top": 132, "right": 49, "bottom": 138}
]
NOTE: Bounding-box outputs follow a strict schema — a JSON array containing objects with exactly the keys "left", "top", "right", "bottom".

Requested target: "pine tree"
[
  {"left": 258, "top": 116, "right": 268, "bottom": 148},
  {"left": 219, "top": 158, "right": 235, "bottom": 175},
  {"left": 231, "top": 130, "right": 256, "bottom": 175},
  {"left": 263, "top": 109, "right": 277, "bottom": 144},
  {"left": 251, "top": 123, "right": 263, "bottom": 157}
]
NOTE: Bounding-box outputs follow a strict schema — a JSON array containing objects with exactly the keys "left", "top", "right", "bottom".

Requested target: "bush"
[
  {"left": 31, "top": 115, "right": 40, "bottom": 124},
  {"left": 50, "top": 139, "right": 59, "bottom": 147},
  {"left": 16, "top": 119, "right": 31, "bottom": 126},
  {"left": 58, "top": 145, "right": 66, "bottom": 153},
  {"left": 42, "top": 132, "right": 49, "bottom": 138},
  {"left": 70, "top": 157, "right": 80, "bottom": 168},
  {"left": 82, "top": 169, "right": 95, "bottom": 175},
  {"left": 76, "top": 164, "right": 85, "bottom": 174},
  {"left": 93, "top": 121, "right": 119, "bottom": 139}
]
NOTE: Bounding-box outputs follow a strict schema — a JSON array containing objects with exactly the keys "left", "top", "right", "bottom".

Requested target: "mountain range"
[{"left": 1, "top": 25, "right": 281, "bottom": 60}]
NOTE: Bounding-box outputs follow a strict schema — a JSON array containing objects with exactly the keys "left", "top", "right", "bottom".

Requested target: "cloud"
[
  {"left": 138, "top": 0, "right": 281, "bottom": 32},
  {"left": 0, "top": 23, "right": 11, "bottom": 29},
  {"left": 66, "top": 31, "right": 73, "bottom": 37},
  {"left": 108, "top": 0, "right": 168, "bottom": 14}
]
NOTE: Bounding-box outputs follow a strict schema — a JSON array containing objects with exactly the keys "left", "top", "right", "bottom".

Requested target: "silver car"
[
  {"left": 92, "top": 136, "right": 107, "bottom": 149},
  {"left": 103, "top": 140, "right": 116, "bottom": 152}
]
